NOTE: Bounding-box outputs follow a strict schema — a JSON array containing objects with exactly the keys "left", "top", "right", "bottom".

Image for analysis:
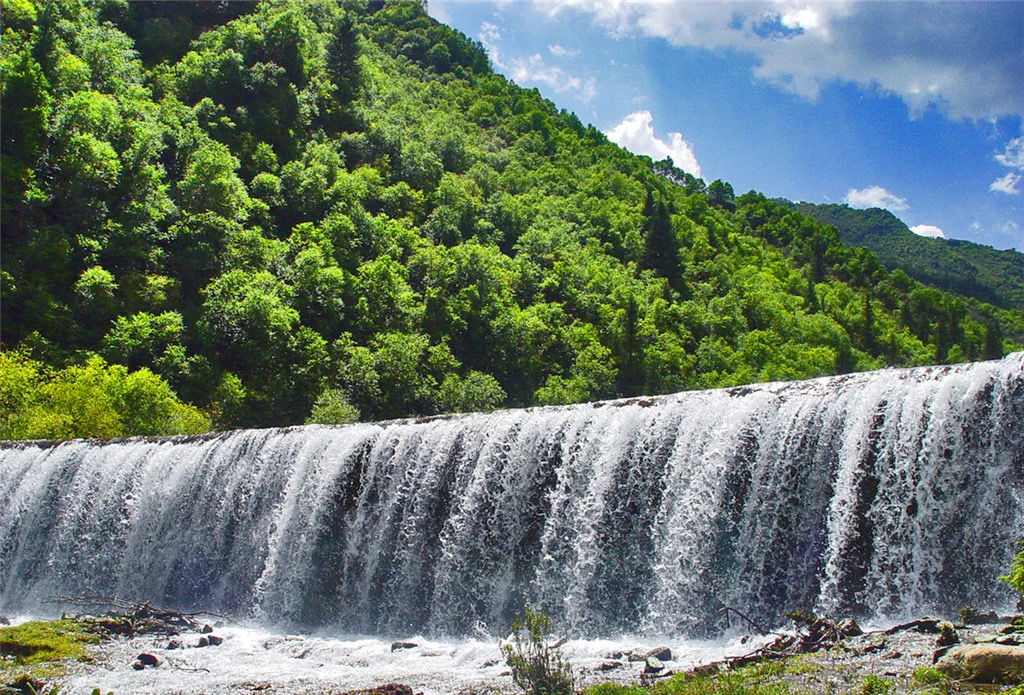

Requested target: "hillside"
[
  {"left": 791, "top": 202, "right": 1024, "bottom": 313},
  {"left": 2, "top": 0, "right": 1022, "bottom": 438}
]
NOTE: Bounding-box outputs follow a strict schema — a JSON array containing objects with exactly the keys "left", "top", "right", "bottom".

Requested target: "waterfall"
[{"left": 2, "top": 354, "right": 1023, "bottom": 638}]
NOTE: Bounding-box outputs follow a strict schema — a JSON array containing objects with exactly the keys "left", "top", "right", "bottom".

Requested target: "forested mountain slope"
[
  {"left": 791, "top": 202, "right": 1024, "bottom": 313},
  {"left": 2, "top": 0, "right": 1021, "bottom": 438}
]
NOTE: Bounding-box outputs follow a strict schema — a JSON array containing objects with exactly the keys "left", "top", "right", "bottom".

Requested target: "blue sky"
[{"left": 429, "top": 1, "right": 1024, "bottom": 251}]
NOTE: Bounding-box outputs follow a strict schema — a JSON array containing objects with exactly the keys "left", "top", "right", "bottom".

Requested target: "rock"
[
  {"left": 597, "top": 662, "right": 621, "bottom": 671},
  {"left": 645, "top": 646, "right": 672, "bottom": 661},
  {"left": 137, "top": 653, "right": 160, "bottom": 667},
  {"left": 207, "top": 635, "right": 224, "bottom": 646},
  {"left": 975, "top": 633, "right": 1000, "bottom": 643},
  {"left": 374, "top": 684, "right": 414, "bottom": 695},
  {"left": 996, "top": 634, "right": 1024, "bottom": 646},
  {"left": 935, "top": 621, "right": 959, "bottom": 646},
  {"left": 197, "top": 636, "right": 210, "bottom": 647},
  {"left": 932, "top": 646, "right": 954, "bottom": 664},
  {"left": 0, "top": 615, "right": 9, "bottom": 626},
  {"left": 167, "top": 638, "right": 182, "bottom": 650},
  {"left": 882, "top": 650, "right": 902, "bottom": 659},
  {"left": 689, "top": 663, "right": 720, "bottom": 678},
  {"left": 390, "top": 641, "right": 417, "bottom": 652},
  {"left": 837, "top": 618, "right": 863, "bottom": 637},
  {"left": 999, "top": 624, "right": 1022, "bottom": 635},
  {"left": 604, "top": 650, "right": 625, "bottom": 660},
  {"left": 201, "top": 624, "right": 214, "bottom": 634},
  {"left": 644, "top": 656, "right": 664, "bottom": 673},
  {"left": 961, "top": 608, "right": 1001, "bottom": 625},
  {"left": 936, "top": 644, "right": 1024, "bottom": 683},
  {"left": 481, "top": 659, "right": 499, "bottom": 668}
]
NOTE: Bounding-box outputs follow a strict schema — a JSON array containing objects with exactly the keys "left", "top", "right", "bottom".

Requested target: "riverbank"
[{"left": 3, "top": 611, "right": 1023, "bottom": 695}]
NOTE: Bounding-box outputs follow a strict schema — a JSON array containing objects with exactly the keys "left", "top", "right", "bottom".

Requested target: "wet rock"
[
  {"left": 996, "top": 634, "right": 1024, "bottom": 646},
  {"left": 644, "top": 656, "right": 665, "bottom": 673},
  {"left": 5, "top": 675, "right": 44, "bottom": 694},
  {"left": 604, "top": 650, "right": 625, "bottom": 660},
  {"left": 645, "top": 646, "right": 672, "bottom": 661},
  {"left": 374, "top": 684, "right": 414, "bottom": 695},
  {"left": 390, "top": 641, "right": 417, "bottom": 652},
  {"left": 201, "top": 624, "right": 214, "bottom": 634},
  {"left": 137, "top": 653, "right": 160, "bottom": 667},
  {"left": 481, "top": 659, "right": 499, "bottom": 668},
  {"left": 975, "top": 633, "right": 1000, "bottom": 643},
  {"left": 597, "top": 662, "right": 621, "bottom": 671},
  {"left": 935, "top": 621, "right": 959, "bottom": 646},
  {"left": 936, "top": 644, "right": 1024, "bottom": 683},
  {"left": 207, "top": 635, "right": 224, "bottom": 646},
  {"left": 166, "top": 638, "right": 183, "bottom": 650},
  {"left": 882, "top": 650, "right": 902, "bottom": 659},
  {"left": 0, "top": 615, "right": 9, "bottom": 626},
  {"left": 961, "top": 608, "right": 1000, "bottom": 625},
  {"left": 837, "top": 618, "right": 863, "bottom": 637},
  {"left": 197, "top": 636, "right": 210, "bottom": 647}
]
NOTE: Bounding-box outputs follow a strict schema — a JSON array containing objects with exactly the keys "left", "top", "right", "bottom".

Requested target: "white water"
[
  {"left": 2, "top": 356, "right": 1023, "bottom": 651},
  {"left": 53, "top": 626, "right": 778, "bottom": 695}
]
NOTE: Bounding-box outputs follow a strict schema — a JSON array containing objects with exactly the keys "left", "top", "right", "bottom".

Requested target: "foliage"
[
  {"left": 857, "top": 675, "right": 893, "bottom": 695},
  {"left": 1000, "top": 541, "right": 1024, "bottom": 595},
  {"left": 501, "top": 607, "right": 575, "bottom": 695},
  {"left": 306, "top": 387, "right": 360, "bottom": 425},
  {"left": 585, "top": 669, "right": 791, "bottom": 695},
  {"left": 0, "top": 351, "right": 209, "bottom": 440},
  {"left": 792, "top": 202, "right": 1024, "bottom": 315},
  {"left": 2, "top": 0, "right": 1022, "bottom": 439}
]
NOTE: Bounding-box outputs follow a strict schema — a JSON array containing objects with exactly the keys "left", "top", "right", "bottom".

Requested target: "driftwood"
[{"left": 42, "top": 595, "right": 229, "bottom": 637}]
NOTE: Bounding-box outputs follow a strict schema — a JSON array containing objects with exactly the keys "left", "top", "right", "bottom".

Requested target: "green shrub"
[
  {"left": 858, "top": 675, "right": 893, "bottom": 695},
  {"left": 1001, "top": 541, "right": 1024, "bottom": 595},
  {"left": 501, "top": 606, "right": 575, "bottom": 695},
  {"left": 305, "top": 387, "right": 360, "bottom": 425}
]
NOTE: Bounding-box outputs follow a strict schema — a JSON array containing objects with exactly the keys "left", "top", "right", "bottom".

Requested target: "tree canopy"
[{"left": 2, "top": 0, "right": 1021, "bottom": 438}]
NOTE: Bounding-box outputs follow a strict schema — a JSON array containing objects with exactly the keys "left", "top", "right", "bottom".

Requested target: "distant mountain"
[{"left": 789, "top": 203, "right": 1024, "bottom": 313}]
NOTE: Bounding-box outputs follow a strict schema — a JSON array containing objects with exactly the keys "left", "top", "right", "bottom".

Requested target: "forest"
[{"left": 2, "top": 0, "right": 1022, "bottom": 439}]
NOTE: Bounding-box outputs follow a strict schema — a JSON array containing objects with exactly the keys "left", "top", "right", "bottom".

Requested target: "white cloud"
[
  {"left": 844, "top": 186, "right": 909, "bottom": 212},
  {"left": 990, "top": 172, "right": 1022, "bottom": 195},
  {"left": 535, "top": 1, "right": 1024, "bottom": 120},
  {"left": 604, "top": 111, "right": 702, "bottom": 178},
  {"left": 549, "top": 44, "right": 579, "bottom": 58},
  {"left": 479, "top": 23, "right": 596, "bottom": 102},
  {"left": 996, "top": 135, "right": 1024, "bottom": 169},
  {"left": 911, "top": 224, "right": 945, "bottom": 239}
]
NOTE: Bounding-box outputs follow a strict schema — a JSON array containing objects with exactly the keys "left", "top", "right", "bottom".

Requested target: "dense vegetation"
[
  {"left": 3, "top": 0, "right": 1022, "bottom": 438},
  {"left": 791, "top": 202, "right": 1024, "bottom": 313}
]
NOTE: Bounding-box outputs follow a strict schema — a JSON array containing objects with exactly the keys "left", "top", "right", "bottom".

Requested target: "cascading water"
[{"left": 2, "top": 354, "right": 1023, "bottom": 639}]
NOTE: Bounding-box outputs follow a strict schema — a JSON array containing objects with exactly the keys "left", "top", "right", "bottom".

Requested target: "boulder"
[
  {"left": 597, "top": 662, "right": 621, "bottom": 672},
  {"left": 207, "top": 635, "right": 224, "bottom": 646},
  {"left": 936, "top": 644, "right": 1024, "bottom": 683},
  {"left": 137, "top": 653, "right": 160, "bottom": 667},
  {"left": 201, "top": 624, "right": 214, "bottom": 634},
  {"left": 643, "top": 656, "right": 664, "bottom": 674},
  {"left": 645, "top": 646, "right": 672, "bottom": 661},
  {"left": 837, "top": 618, "right": 864, "bottom": 637},
  {"left": 390, "top": 641, "right": 417, "bottom": 652},
  {"left": 0, "top": 615, "right": 9, "bottom": 626},
  {"left": 166, "top": 638, "right": 182, "bottom": 650}
]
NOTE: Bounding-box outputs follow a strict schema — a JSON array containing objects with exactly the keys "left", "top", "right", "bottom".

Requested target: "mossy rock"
[{"left": 0, "top": 620, "right": 98, "bottom": 667}]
